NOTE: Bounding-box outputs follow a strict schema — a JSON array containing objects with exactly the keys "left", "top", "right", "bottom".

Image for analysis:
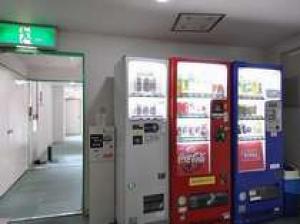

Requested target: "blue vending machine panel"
[{"left": 232, "top": 62, "right": 284, "bottom": 224}]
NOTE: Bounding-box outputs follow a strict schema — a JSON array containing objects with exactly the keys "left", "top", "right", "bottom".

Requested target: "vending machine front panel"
[
  {"left": 115, "top": 57, "right": 169, "bottom": 224},
  {"left": 169, "top": 58, "right": 231, "bottom": 224},
  {"left": 232, "top": 62, "right": 283, "bottom": 224}
]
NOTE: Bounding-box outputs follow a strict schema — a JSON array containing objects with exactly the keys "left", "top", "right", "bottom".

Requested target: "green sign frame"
[{"left": 0, "top": 21, "right": 57, "bottom": 49}]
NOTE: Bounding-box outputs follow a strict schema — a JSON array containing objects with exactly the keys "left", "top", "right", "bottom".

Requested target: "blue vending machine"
[{"left": 232, "top": 62, "right": 284, "bottom": 224}]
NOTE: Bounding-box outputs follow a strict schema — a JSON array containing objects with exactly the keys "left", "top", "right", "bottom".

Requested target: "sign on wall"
[{"left": 0, "top": 22, "right": 57, "bottom": 49}]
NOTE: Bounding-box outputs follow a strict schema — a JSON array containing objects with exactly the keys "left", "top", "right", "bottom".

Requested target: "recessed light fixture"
[
  {"left": 156, "top": 0, "right": 169, "bottom": 3},
  {"left": 16, "top": 45, "right": 37, "bottom": 50},
  {"left": 172, "top": 13, "right": 226, "bottom": 33},
  {"left": 15, "top": 45, "right": 38, "bottom": 52}
]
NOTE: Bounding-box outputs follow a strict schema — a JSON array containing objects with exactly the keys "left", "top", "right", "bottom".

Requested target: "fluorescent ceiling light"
[
  {"left": 156, "top": 0, "right": 169, "bottom": 3},
  {"left": 15, "top": 80, "right": 29, "bottom": 86},
  {"left": 16, "top": 45, "right": 38, "bottom": 50},
  {"left": 16, "top": 45, "right": 38, "bottom": 52}
]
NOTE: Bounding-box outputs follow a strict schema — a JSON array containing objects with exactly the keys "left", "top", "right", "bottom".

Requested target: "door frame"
[{"left": 0, "top": 48, "right": 88, "bottom": 217}]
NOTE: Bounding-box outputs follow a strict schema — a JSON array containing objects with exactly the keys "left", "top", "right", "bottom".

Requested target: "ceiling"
[
  {"left": 1, "top": 0, "right": 300, "bottom": 48},
  {"left": 13, "top": 54, "right": 83, "bottom": 81}
]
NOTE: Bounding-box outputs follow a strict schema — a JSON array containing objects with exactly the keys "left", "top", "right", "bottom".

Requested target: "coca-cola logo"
[{"left": 178, "top": 149, "right": 207, "bottom": 173}]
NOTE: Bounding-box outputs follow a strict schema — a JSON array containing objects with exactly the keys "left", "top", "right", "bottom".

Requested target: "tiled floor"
[
  {"left": 36, "top": 136, "right": 83, "bottom": 168},
  {"left": 8, "top": 215, "right": 300, "bottom": 224},
  {"left": 0, "top": 138, "right": 83, "bottom": 220},
  {"left": 10, "top": 215, "right": 88, "bottom": 224},
  {"left": 264, "top": 217, "right": 300, "bottom": 224}
]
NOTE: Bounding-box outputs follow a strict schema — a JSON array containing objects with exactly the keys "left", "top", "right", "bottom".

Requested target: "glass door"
[
  {"left": 176, "top": 62, "right": 228, "bottom": 176},
  {"left": 237, "top": 67, "right": 281, "bottom": 173}
]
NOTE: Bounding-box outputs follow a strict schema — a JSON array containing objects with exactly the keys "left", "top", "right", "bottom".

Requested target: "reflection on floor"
[{"left": 0, "top": 137, "right": 83, "bottom": 220}]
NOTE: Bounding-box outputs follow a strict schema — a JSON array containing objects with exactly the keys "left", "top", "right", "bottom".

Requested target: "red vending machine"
[{"left": 169, "top": 58, "right": 231, "bottom": 224}]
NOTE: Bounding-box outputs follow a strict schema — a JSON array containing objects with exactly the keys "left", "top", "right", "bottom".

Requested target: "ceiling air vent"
[{"left": 172, "top": 13, "right": 225, "bottom": 33}]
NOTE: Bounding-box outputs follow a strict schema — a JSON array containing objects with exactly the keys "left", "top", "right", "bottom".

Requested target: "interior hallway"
[
  {"left": 0, "top": 137, "right": 83, "bottom": 220},
  {"left": 36, "top": 136, "right": 83, "bottom": 168}
]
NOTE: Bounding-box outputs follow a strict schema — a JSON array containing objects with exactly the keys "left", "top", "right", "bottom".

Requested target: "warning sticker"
[{"left": 189, "top": 176, "right": 216, "bottom": 187}]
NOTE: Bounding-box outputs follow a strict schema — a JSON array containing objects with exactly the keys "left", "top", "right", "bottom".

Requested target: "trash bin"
[{"left": 284, "top": 164, "right": 300, "bottom": 217}]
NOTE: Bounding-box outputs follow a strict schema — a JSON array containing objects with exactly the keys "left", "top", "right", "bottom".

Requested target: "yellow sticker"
[{"left": 189, "top": 176, "right": 216, "bottom": 186}]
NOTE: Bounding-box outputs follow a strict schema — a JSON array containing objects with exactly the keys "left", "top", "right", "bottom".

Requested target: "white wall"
[
  {"left": 58, "top": 32, "right": 265, "bottom": 126},
  {"left": 55, "top": 31, "right": 266, "bottom": 223},
  {"left": 30, "top": 82, "right": 54, "bottom": 162},
  {"left": 52, "top": 84, "right": 84, "bottom": 142},
  {"left": 28, "top": 66, "right": 82, "bottom": 82},
  {"left": 52, "top": 85, "right": 65, "bottom": 143},
  {"left": 266, "top": 35, "right": 300, "bottom": 167},
  {"left": 37, "top": 83, "right": 54, "bottom": 160},
  {"left": 0, "top": 65, "right": 28, "bottom": 197},
  {"left": 267, "top": 33, "right": 300, "bottom": 63},
  {"left": 280, "top": 52, "right": 300, "bottom": 167}
]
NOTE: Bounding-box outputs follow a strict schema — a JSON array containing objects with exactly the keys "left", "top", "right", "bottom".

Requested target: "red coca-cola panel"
[
  {"left": 177, "top": 143, "right": 210, "bottom": 176},
  {"left": 238, "top": 141, "right": 265, "bottom": 172},
  {"left": 169, "top": 58, "right": 231, "bottom": 224}
]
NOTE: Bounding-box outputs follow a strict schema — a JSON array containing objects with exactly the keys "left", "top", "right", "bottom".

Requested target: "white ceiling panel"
[{"left": 0, "top": 0, "right": 300, "bottom": 47}]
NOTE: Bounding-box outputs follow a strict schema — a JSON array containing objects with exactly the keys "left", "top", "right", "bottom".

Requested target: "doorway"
[{"left": 0, "top": 51, "right": 85, "bottom": 221}]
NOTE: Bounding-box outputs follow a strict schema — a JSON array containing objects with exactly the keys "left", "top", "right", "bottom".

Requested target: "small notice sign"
[
  {"left": 189, "top": 176, "right": 216, "bottom": 187},
  {"left": 90, "top": 134, "right": 103, "bottom": 149}
]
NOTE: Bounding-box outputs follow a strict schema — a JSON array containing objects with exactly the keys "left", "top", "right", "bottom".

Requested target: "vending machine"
[
  {"left": 169, "top": 58, "right": 231, "bottom": 224},
  {"left": 114, "top": 57, "right": 169, "bottom": 224},
  {"left": 232, "top": 62, "right": 283, "bottom": 224}
]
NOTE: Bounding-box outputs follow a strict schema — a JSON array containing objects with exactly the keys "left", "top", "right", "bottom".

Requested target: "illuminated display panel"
[
  {"left": 127, "top": 59, "right": 168, "bottom": 120},
  {"left": 176, "top": 62, "right": 228, "bottom": 175},
  {"left": 237, "top": 67, "right": 281, "bottom": 173},
  {"left": 0, "top": 22, "right": 56, "bottom": 49}
]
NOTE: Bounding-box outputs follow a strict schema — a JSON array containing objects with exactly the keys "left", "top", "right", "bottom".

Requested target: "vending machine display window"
[
  {"left": 176, "top": 62, "right": 228, "bottom": 177},
  {"left": 237, "top": 67, "right": 281, "bottom": 173},
  {"left": 127, "top": 60, "right": 167, "bottom": 120}
]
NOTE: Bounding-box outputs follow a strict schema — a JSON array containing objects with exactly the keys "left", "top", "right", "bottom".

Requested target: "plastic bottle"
[
  {"left": 136, "top": 77, "right": 142, "bottom": 92},
  {"left": 144, "top": 77, "right": 150, "bottom": 92},
  {"left": 258, "top": 83, "right": 263, "bottom": 95},
  {"left": 177, "top": 79, "right": 182, "bottom": 96},
  {"left": 136, "top": 104, "right": 142, "bottom": 116},
  {"left": 152, "top": 77, "right": 157, "bottom": 94},
  {"left": 150, "top": 104, "right": 156, "bottom": 116},
  {"left": 201, "top": 125, "right": 208, "bottom": 138},
  {"left": 143, "top": 105, "right": 149, "bottom": 116}
]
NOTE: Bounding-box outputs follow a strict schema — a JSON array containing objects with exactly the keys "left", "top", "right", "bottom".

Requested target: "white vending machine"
[{"left": 114, "top": 57, "right": 169, "bottom": 224}]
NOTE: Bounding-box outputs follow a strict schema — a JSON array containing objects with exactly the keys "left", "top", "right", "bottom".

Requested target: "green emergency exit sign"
[{"left": 0, "top": 22, "right": 56, "bottom": 49}]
